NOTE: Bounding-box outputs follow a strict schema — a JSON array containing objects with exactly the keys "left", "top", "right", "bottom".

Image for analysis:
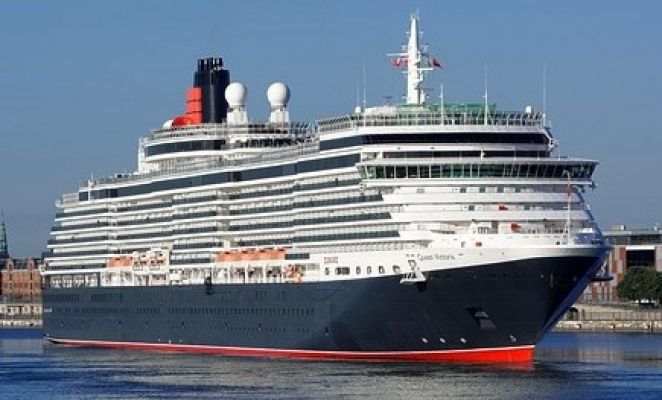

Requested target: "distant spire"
[{"left": 0, "top": 211, "right": 8, "bottom": 259}]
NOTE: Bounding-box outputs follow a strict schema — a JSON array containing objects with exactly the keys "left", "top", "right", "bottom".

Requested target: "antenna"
[
  {"left": 542, "top": 62, "right": 547, "bottom": 127},
  {"left": 439, "top": 84, "right": 445, "bottom": 125},
  {"left": 483, "top": 64, "right": 489, "bottom": 126},
  {"left": 362, "top": 62, "right": 367, "bottom": 111}
]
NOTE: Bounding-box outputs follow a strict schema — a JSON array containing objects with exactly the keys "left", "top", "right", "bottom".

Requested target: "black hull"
[{"left": 43, "top": 255, "right": 604, "bottom": 361}]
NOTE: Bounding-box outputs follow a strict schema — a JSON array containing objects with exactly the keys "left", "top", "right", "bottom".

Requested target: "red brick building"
[
  {"left": 0, "top": 258, "right": 42, "bottom": 300},
  {"left": 0, "top": 215, "right": 42, "bottom": 300}
]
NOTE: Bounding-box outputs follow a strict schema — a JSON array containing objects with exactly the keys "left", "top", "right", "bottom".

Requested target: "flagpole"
[
  {"left": 483, "top": 64, "right": 488, "bottom": 126},
  {"left": 543, "top": 62, "right": 547, "bottom": 127},
  {"left": 564, "top": 170, "right": 572, "bottom": 244},
  {"left": 439, "top": 84, "right": 444, "bottom": 125}
]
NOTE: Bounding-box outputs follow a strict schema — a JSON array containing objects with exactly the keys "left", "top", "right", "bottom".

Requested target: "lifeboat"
[
  {"left": 271, "top": 248, "right": 286, "bottom": 260},
  {"left": 106, "top": 256, "right": 132, "bottom": 268}
]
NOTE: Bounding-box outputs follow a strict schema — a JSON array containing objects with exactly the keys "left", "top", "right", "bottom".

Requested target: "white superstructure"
[{"left": 42, "top": 14, "right": 604, "bottom": 290}]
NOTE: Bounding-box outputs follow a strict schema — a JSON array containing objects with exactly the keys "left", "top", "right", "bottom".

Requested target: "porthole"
[
  {"left": 392, "top": 265, "right": 401, "bottom": 274},
  {"left": 378, "top": 266, "right": 385, "bottom": 274},
  {"left": 367, "top": 266, "right": 372, "bottom": 274},
  {"left": 356, "top": 266, "right": 361, "bottom": 274},
  {"left": 324, "top": 267, "right": 330, "bottom": 275}
]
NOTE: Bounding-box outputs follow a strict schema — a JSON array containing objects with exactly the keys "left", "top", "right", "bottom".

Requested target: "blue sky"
[{"left": 0, "top": 0, "right": 660, "bottom": 256}]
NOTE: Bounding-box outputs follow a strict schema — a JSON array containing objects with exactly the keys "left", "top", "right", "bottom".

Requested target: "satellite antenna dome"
[
  {"left": 162, "top": 119, "right": 173, "bottom": 129},
  {"left": 524, "top": 105, "right": 533, "bottom": 114},
  {"left": 225, "top": 82, "right": 247, "bottom": 108},
  {"left": 267, "top": 82, "right": 290, "bottom": 108}
]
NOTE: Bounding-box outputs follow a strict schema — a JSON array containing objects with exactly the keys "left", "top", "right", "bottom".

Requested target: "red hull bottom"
[{"left": 48, "top": 338, "right": 534, "bottom": 363}]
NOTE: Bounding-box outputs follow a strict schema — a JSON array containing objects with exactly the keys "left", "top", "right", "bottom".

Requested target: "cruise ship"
[{"left": 41, "top": 15, "right": 609, "bottom": 363}]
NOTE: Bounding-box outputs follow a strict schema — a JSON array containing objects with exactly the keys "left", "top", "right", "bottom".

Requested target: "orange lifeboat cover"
[{"left": 171, "top": 115, "right": 194, "bottom": 127}]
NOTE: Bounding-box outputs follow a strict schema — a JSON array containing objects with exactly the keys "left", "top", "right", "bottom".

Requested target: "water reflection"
[{"left": 1, "top": 332, "right": 660, "bottom": 399}]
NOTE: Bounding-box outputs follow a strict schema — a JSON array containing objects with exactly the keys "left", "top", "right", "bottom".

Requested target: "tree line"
[{"left": 617, "top": 267, "right": 662, "bottom": 305}]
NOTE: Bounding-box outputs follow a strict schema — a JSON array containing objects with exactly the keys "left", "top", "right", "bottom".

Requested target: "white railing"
[{"left": 317, "top": 110, "right": 543, "bottom": 133}]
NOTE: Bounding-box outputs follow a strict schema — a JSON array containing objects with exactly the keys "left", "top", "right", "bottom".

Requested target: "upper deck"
[
  {"left": 317, "top": 103, "right": 543, "bottom": 134},
  {"left": 148, "top": 121, "right": 310, "bottom": 142}
]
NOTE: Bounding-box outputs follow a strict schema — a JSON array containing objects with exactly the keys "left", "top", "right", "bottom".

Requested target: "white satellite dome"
[
  {"left": 225, "top": 82, "right": 247, "bottom": 108},
  {"left": 267, "top": 82, "right": 290, "bottom": 108},
  {"left": 162, "top": 119, "right": 173, "bottom": 129}
]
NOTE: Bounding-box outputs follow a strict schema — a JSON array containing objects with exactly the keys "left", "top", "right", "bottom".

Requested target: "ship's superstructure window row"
[
  {"left": 359, "top": 162, "right": 595, "bottom": 180},
  {"left": 145, "top": 139, "right": 226, "bottom": 156},
  {"left": 319, "top": 132, "right": 549, "bottom": 151},
  {"left": 78, "top": 153, "right": 360, "bottom": 201},
  {"left": 382, "top": 150, "right": 547, "bottom": 159}
]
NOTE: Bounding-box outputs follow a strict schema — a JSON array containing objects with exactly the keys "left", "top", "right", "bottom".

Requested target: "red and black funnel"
[
  {"left": 171, "top": 57, "right": 230, "bottom": 127},
  {"left": 193, "top": 57, "right": 230, "bottom": 123}
]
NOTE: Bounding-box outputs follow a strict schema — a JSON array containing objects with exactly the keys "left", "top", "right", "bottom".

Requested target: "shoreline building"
[
  {"left": 0, "top": 214, "right": 8, "bottom": 261},
  {"left": 0, "top": 214, "right": 43, "bottom": 302},
  {"left": 582, "top": 225, "right": 662, "bottom": 302}
]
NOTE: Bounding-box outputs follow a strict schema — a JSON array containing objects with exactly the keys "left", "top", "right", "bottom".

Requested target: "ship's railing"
[
  {"left": 57, "top": 193, "right": 80, "bottom": 207},
  {"left": 149, "top": 122, "right": 310, "bottom": 140},
  {"left": 317, "top": 110, "right": 543, "bottom": 133}
]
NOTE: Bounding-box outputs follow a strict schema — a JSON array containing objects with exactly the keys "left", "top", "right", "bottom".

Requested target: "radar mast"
[{"left": 388, "top": 13, "right": 441, "bottom": 105}]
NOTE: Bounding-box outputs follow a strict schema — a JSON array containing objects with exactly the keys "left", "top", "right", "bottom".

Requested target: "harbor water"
[{"left": 1, "top": 329, "right": 660, "bottom": 399}]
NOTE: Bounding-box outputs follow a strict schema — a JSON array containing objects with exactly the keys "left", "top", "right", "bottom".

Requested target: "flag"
[{"left": 390, "top": 57, "right": 408, "bottom": 68}]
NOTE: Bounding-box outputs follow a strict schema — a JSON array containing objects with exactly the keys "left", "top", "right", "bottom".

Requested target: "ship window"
[
  {"left": 407, "top": 165, "right": 418, "bottom": 178},
  {"left": 528, "top": 164, "right": 538, "bottom": 178},
  {"left": 452, "top": 164, "right": 462, "bottom": 178},
  {"left": 493, "top": 164, "right": 505, "bottom": 177},
  {"left": 420, "top": 165, "right": 430, "bottom": 178},
  {"left": 519, "top": 164, "right": 529, "bottom": 177},
  {"left": 395, "top": 166, "right": 406, "bottom": 178},
  {"left": 386, "top": 166, "right": 395, "bottom": 178},
  {"left": 392, "top": 265, "right": 401, "bottom": 274},
  {"left": 324, "top": 267, "right": 330, "bottom": 276},
  {"left": 375, "top": 166, "right": 385, "bottom": 179},
  {"left": 367, "top": 266, "right": 372, "bottom": 274},
  {"left": 378, "top": 266, "right": 385, "bottom": 274},
  {"left": 145, "top": 140, "right": 226, "bottom": 157},
  {"left": 479, "top": 165, "right": 492, "bottom": 177},
  {"left": 431, "top": 165, "right": 441, "bottom": 178},
  {"left": 335, "top": 267, "right": 350, "bottom": 275},
  {"left": 356, "top": 266, "right": 361, "bottom": 274}
]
